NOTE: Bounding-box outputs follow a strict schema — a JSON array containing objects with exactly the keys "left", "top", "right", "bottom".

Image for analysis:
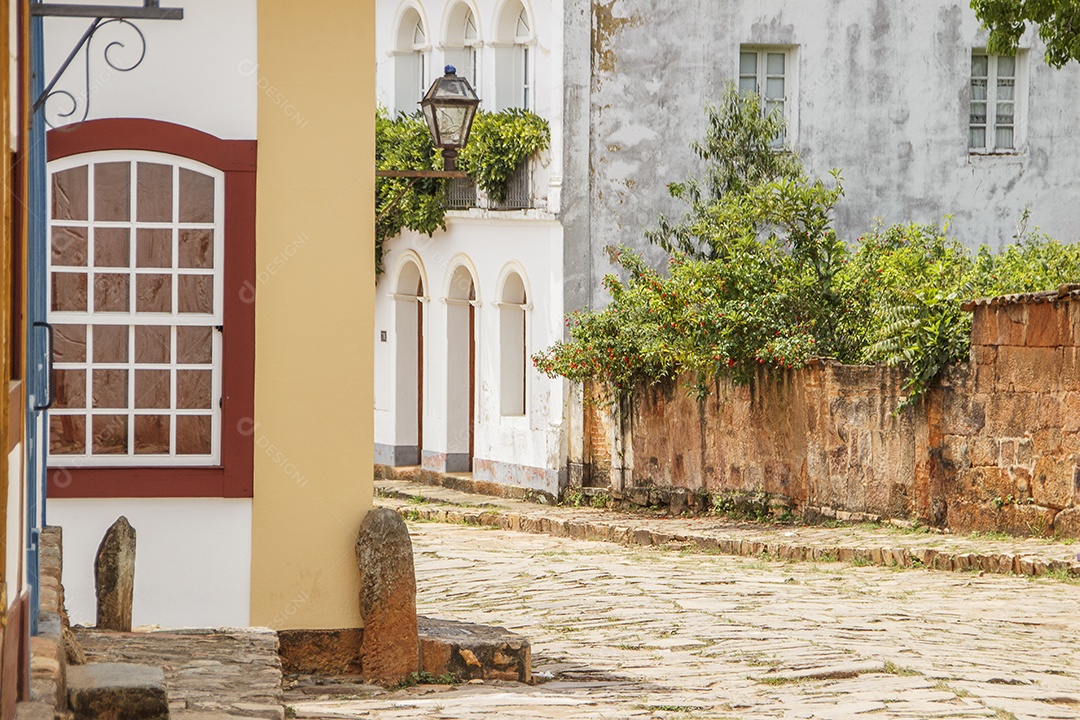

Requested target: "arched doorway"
[
  {"left": 446, "top": 265, "right": 477, "bottom": 472},
  {"left": 395, "top": 260, "right": 425, "bottom": 465}
]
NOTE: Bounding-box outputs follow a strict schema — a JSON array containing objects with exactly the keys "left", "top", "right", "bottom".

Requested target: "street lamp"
[{"left": 420, "top": 65, "right": 481, "bottom": 171}]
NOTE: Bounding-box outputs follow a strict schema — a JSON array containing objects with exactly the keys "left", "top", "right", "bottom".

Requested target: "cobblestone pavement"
[
  {"left": 76, "top": 627, "right": 284, "bottom": 719},
  {"left": 376, "top": 479, "right": 1080, "bottom": 577},
  {"left": 289, "top": 519, "right": 1080, "bottom": 720}
]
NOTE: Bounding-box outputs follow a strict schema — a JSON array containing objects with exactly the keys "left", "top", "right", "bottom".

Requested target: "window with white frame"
[
  {"left": 739, "top": 47, "right": 790, "bottom": 147},
  {"left": 970, "top": 52, "right": 1019, "bottom": 152},
  {"left": 47, "top": 152, "right": 224, "bottom": 466},
  {"left": 462, "top": 8, "right": 479, "bottom": 87},
  {"left": 516, "top": 8, "right": 532, "bottom": 109},
  {"left": 445, "top": 5, "right": 480, "bottom": 90},
  {"left": 394, "top": 9, "right": 429, "bottom": 115},
  {"left": 494, "top": 1, "right": 532, "bottom": 110}
]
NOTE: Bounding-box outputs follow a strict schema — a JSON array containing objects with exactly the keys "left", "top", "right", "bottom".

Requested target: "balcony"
[{"left": 444, "top": 159, "right": 534, "bottom": 211}]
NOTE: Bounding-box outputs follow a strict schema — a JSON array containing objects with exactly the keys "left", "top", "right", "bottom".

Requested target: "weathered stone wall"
[
  {"left": 583, "top": 293, "right": 1080, "bottom": 537},
  {"left": 936, "top": 295, "right": 1080, "bottom": 536}
]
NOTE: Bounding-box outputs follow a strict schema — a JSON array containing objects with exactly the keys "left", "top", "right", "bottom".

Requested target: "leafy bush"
[
  {"left": 536, "top": 93, "right": 1080, "bottom": 409},
  {"left": 375, "top": 108, "right": 446, "bottom": 276},
  {"left": 374, "top": 108, "right": 551, "bottom": 274},
  {"left": 459, "top": 109, "right": 551, "bottom": 203}
]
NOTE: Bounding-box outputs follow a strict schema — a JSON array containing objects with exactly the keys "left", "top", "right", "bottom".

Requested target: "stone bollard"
[
  {"left": 355, "top": 508, "right": 419, "bottom": 684},
  {"left": 95, "top": 517, "right": 136, "bottom": 631}
]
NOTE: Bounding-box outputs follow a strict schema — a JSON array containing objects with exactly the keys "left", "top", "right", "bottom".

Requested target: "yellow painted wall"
[{"left": 251, "top": 0, "right": 375, "bottom": 629}]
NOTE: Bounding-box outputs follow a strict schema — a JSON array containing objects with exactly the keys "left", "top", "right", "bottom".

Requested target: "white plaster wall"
[
  {"left": 375, "top": 214, "right": 565, "bottom": 491},
  {"left": 375, "top": 0, "right": 564, "bottom": 211},
  {"left": 42, "top": 0, "right": 257, "bottom": 139},
  {"left": 48, "top": 498, "right": 252, "bottom": 628}
]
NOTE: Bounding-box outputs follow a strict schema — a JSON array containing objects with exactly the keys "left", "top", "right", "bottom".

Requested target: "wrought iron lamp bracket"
[{"left": 32, "top": 0, "right": 183, "bottom": 130}]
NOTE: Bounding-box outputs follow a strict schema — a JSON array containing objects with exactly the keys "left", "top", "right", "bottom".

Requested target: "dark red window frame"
[{"left": 46, "top": 118, "right": 256, "bottom": 498}]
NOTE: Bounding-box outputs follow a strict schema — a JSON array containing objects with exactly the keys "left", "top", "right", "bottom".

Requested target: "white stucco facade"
[
  {"left": 375, "top": 0, "right": 569, "bottom": 495},
  {"left": 42, "top": 0, "right": 257, "bottom": 627},
  {"left": 48, "top": 498, "right": 252, "bottom": 628}
]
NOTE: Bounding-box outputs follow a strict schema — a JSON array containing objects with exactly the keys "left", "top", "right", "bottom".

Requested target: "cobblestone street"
[{"left": 289, "top": 518, "right": 1080, "bottom": 720}]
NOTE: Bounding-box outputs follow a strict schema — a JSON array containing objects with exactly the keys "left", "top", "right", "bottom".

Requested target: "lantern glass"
[{"left": 420, "top": 66, "right": 481, "bottom": 151}]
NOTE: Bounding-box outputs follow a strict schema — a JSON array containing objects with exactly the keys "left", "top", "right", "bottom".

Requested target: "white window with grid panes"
[
  {"left": 970, "top": 52, "right": 1019, "bottom": 152},
  {"left": 47, "top": 151, "right": 224, "bottom": 467},
  {"left": 739, "top": 47, "right": 791, "bottom": 147}
]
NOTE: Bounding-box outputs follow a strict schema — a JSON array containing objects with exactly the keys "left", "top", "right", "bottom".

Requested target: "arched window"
[
  {"left": 393, "top": 259, "right": 426, "bottom": 463},
  {"left": 394, "top": 8, "right": 429, "bottom": 116},
  {"left": 498, "top": 271, "right": 527, "bottom": 416},
  {"left": 494, "top": 1, "right": 532, "bottom": 110},
  {"left": 445, "top": 4, "right": 480, "bottom": 89}
]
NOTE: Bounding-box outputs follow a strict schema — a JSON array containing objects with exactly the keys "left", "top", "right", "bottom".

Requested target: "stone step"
[
  {"left": 68, "top": 662, "right": 169, "bottom": 720},
  {"left": 418, "top": 616, "right": 531, "bottom": 684}
]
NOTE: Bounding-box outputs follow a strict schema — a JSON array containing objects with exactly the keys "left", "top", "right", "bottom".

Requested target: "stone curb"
[{"left": 389, "top": 502, "right": 1080, "bottom": 580}]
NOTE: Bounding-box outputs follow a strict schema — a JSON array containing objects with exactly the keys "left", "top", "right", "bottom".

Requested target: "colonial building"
[
  {"left": 375, "top": 0, "right": 569, "bottom": 495},
  {"left": 377, "top": 1, "right": 1080, "bottom": 497},
  {"left": 40, "top": 0, "right": 375, "bottom": 631}
]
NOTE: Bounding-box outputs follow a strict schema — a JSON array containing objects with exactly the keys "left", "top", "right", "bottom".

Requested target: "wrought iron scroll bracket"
[{"left": 32, "top": 1, "right": 183, "bottom": 130}]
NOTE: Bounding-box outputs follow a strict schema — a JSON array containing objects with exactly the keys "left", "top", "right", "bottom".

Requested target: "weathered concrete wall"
[
  {"left": 584, "top": 292, "right": 1080, "bottom": 537},
  {"left": 581, "top": 0, "right": 1080, "bottom": 309}
]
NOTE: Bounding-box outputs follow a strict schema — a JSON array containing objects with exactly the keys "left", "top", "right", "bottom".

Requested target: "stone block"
[
  {"left": 970, "top": 306, "right": 998, "bottom": 346},
  {"left": 995, "top": 305, "right": 1027, "bottom": 346},
  {"left": 95, "top": 516, "right": 136, "bottom": 632},
  {"left": 1061, "top": 347, "right": 1080, "bottom": 391},
  {"left": 278, "top": 628, "right": 363, "bottom": 675},
  {"left": 67, "top": 663, "right": 168, "bottom": 720},
  {"left": 995, "top": 346, "right": 1062, "bottom": 393},
  {"left": 1024, "top": 303, "right": 1068, "bottom": 347},
  {"left": 355, "top": 508, "right": 419, "bottom": 684},
  {"left": 969, "top": 438, "right": 997, "bottom": 467},
  {"left": 947, "top": 499, "right": 1055, "bottom": 537},
  {"left": 1053, "top": 507, "right": 1080, "bottom": 538},
  {"left": 1030, "top": 456, "right": 1073, "bottom": 509},
  {"left": 417, "top": 616, "right": 530, "bottom": 683}
]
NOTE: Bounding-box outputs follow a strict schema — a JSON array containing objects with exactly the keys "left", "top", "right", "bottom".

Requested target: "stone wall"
[{"left": 582, "top": 290, "right": 1080, "bottom": 537}]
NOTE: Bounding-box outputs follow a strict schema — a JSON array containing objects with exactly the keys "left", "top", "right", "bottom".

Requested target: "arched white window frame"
[
  {"left": 444, "top": 3, "right": 482, "bottom": 90},
  {"left": 493, "top": 0, "right": 534, "bottom": 110},
  {"left": 393, "top": 5, "right": 431, "bottom": 116},
  {"left": 495, "top": 266, "right": 531, "bottom": 417},
  {"left": 46, "top": 150, "right": 226, "bottom": 467}
]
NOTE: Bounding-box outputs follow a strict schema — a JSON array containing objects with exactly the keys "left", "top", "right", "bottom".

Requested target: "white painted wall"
[
  {"left": 375, "top": 0, "right": 564, "bottom": 212},
  {"left": 42, "top": 0, "right": 257, "bottom": 139},
  {"left": 375, "top": 213, "right": 566, "bottom": 493},
  {"left": 48, "top": 498, "right": 252, "bottom": 628}
]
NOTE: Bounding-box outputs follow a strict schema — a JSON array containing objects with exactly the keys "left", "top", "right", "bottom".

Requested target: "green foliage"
[
  {"left": 647, "top": 84, "right": 805, "bottom": 259},
  {"left": 537, "top": 95, "right": 1080, "bottom": 409},
  {"left": 970, "top": 0, "right": 1080, "bottom": 67},
  {"left": 459, "top": 109, "right": 551, "bottom": 203},
  {"left": 375, "top": 108, "right": 551, "bottom": 274},
  {"left": 375, "top": 108, "right": 446, "bottom": 275}
]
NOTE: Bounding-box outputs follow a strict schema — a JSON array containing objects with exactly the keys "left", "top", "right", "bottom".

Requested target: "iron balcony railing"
[
  {"left": 446, "top": 175, "right": 477, "bottom": 209},
  {"left": 493, "top": 160, "right": 532, "bottom": 210},
  {"left": 444, "top": 159, "right": 534, "bottom": 211}
]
